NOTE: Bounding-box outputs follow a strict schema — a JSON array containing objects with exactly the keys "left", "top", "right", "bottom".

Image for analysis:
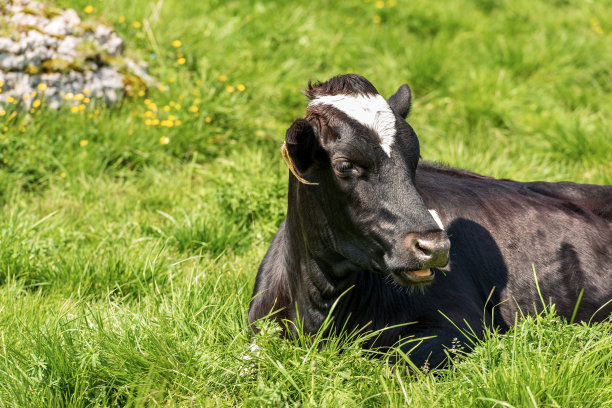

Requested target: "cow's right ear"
[{"left": 284, "top": 118, "right": 319, "bottom": 175}]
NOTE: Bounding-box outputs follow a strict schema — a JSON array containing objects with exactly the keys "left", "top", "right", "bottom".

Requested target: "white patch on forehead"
[
  {"left": 308, "top": 94, "right": 396, "bottom": 157},
  {"left": 428, "top": 209, "right": 444, "bottom": 230}
]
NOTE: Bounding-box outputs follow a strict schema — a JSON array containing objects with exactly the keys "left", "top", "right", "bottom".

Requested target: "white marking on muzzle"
[
  {"left": 428, "top": 209, "right": 444, "bottom": 230},
  {"left": 308, "top": 94, "right": 396, "bottom": 157}
]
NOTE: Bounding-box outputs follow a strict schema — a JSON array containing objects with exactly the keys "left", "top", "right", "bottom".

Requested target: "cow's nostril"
[{"left": 415, "top": 240, "right": 434, "bottom": 257}]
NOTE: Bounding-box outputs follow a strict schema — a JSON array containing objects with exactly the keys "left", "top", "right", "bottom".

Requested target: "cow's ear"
[
  {"left": 388, "top": 84, "right": 412, "bottom": 119},
  {"left": 284, "top": 118, "right": 319, "bottom": 174}
]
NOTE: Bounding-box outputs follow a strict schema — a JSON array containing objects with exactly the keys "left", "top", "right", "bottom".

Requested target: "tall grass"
[{"left": 0, "top": 0, "right": 610, "bottom": 405}]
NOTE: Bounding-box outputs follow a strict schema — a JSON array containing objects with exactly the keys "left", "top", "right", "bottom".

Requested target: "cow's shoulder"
[{"left": 248, "top": 220, "right": 295, "bottom": 328}]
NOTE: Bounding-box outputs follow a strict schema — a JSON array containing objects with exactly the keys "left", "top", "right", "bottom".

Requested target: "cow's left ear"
[
  {"left": 388, "top": 84, "right": 412, "bottom": 119},
  {"left": 284, "top": 118, "right": 319, "bottom": 175}
]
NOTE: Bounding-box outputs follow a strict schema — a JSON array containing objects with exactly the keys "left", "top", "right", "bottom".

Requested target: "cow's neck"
[{"left": 284, "top": 180, "right": 359, "bottom": 332}]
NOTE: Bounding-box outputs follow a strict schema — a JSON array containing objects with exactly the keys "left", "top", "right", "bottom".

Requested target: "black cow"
[{"left": 248, "top": 74, "right": 612, "bottom": 368}]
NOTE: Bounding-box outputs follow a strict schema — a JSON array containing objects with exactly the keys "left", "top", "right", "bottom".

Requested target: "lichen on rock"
[{"left": 0, "top": 0, "right": 152, "bottom": 109}]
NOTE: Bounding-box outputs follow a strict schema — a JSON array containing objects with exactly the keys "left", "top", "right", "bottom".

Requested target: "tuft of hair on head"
[{"left": 304, "top": 74, "right": 380, "bottom": 100}]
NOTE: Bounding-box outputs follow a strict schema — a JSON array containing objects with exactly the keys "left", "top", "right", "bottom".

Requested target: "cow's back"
[{"left": 415, "top": 162, "right": 612, "bottom": 326}]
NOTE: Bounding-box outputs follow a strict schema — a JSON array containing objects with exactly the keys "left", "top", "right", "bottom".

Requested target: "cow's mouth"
[{"left": 392, "top": 268, "right": 435, "bottom": 286}]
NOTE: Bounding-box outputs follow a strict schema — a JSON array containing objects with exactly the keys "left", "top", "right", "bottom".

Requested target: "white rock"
[
  {"left": 104, "top": 35, "right": 123, "bottom": 56},
  {"left": 44, "top": 17, "right": 71, "bottom": 36},
  {"left": 10, "top": 12, "right": 40, "bottom": 27},
  {"left": 56, "top": 36, "right": 79, "bottom": 60},
  {"left": 62, "top": 9, "right": 81, "bottom": 27},
  {"left": 0, "top": 38, "right": 14, "bottom": 53}
]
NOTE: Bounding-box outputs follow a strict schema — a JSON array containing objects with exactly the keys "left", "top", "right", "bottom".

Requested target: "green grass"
[{"left": 1, "top": 0, "right": 611, "bottom": 406}]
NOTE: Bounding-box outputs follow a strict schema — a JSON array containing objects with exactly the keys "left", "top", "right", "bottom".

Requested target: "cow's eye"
[{"left": 333, "top": 160, "right": 358, "bottom": 177}]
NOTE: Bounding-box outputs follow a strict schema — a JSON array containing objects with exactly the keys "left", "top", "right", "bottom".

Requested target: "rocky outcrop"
[{"left": 0, "top": 0, "right": 151, "bottom": 108}]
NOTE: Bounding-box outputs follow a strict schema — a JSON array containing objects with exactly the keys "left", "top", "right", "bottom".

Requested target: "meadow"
[{"left": 0, "top": 0, "right": 611, "bottom": 406}]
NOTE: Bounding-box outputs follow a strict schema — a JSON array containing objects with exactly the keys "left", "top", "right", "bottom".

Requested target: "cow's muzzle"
[
  {"left": 385, "top": 230, "right": 450, "bottom": 286},
  {"left": 405, "top": 231, "right": 450, "bottom": 268}
]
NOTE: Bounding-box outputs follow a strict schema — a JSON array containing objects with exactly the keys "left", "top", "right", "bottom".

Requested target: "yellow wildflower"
[
  {"left": 84, "top": 98, "right": 90, "bottom": 103},
  {"left": 0, "top": 110, "right": 5, "bottom": 116},
  {"left": 38, "top": 83, "right": 47, "bottom": 91},
  {"left": 80, "top": 139, "right": 89, "bottom": 146},
  {"left": 74, "top": 93, "right": 84, "bottom": 101},
  {"left": 6, "top": 96, "right": 16, "bottom": 103},
  {"left": 177, "top": 57, "right": 186, "bottom": 65},
  {"left": 160, "top": 136, "right": 170, "bottom": 144},
  {"left": 218, "top": 75, "right": 227, "bottom": 82},
  {"left": 64, "top": 92, "right": 74, "bottom": 100},
  {"left": 151, "top": 119, "right": 160, "bottom": 126},
  {"left": 79, "top": 104, "right": 85, "bottom": 111},
  {"left": 172, "top": 40, "right": 182, "bottom": 48},
  {"left": 144, "top": 99, "right": 152, "bottom": 105},
  {"left": 84, "top": 5, "right": 94, "bottom": 13},
  {"left": 174, "top": 104, "right": 181, "bottom": 110},
  {"left": 133, "top": 21, "right": 141, "bottom": 29},
  {"left": 161, "top": 120, "right": 173, "bottom": 127},
  {"left": 145, "top": 119, "right": 152, "bottom": 126},
  {"left": 174, "top": 120, "right": 182, "bottom": 126},
  {"left": 590, "top": 18, "right": 604, "bottom": 35},
  {"left": 83, "top": 89, "right": 91, "bottom": 95},
  {"left": 158, "top": 85, "right": 167, "bottom": 92},
  {"left": 163, "top": 105, "right": 170, "bottom": 112},
  {"left": 205, "top": 116, "right": 212, "bottom": 123},
  {"left": 70, "top": 106, "right": 79, "bottom": 113},
  {"left": 237, "top": 84, "right": 246, "bottom": 92},
  {"left": 387, "top": 0, "right": 396, "bottom": 6},
  {"left": 196, "top": 80, "right": 203, "bottom": 86},
  {"left": 138, "top": 90, "right": 145, "bottom": 97},
  {"left": 118, "top": 16, "right": 125, "bottom": 23},
  {"left": 226, "top": 85, "right": 235, "bottom": 93},
  {"left": 61, "top": 172, "right": 67, "bottom": 178},
  {"left": 189, "top": 105, "right": 198, "bottom": 113},
  {"left": 169, "top": 77, "right": 175, "bottom": 83},
  {"left": 32, "top": 99, "right": 41, "bottom": 108},
  {"left": 169, "top": 101, "right": 175, "bottom": 107},
  {"left": 144, "top": 111, "right": 155, "bottom": 118},
  {"left": 376, "top": 0, "right": 384, "bottom": 8},
  {"left": 168, "top": 115, "right": 176, "bottom": 121}
]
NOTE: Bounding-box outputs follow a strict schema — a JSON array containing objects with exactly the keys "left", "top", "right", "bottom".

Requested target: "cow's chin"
[{"left": 391, "top": 268, "right": 435, "bottom": 287}]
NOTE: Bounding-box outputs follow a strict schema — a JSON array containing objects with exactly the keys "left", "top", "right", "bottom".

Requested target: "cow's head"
[{"left": 284, "top": 74, "right": 449, "bottom": 286}]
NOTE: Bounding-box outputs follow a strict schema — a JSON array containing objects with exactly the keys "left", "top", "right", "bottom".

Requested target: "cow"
[{"left": 248, "top": 74, "right": 612, "bottom": 368}]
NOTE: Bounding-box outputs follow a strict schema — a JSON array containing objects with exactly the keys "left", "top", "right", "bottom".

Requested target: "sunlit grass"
[{"left": 0, "top": 0, "right": 611, "bottom": 405}]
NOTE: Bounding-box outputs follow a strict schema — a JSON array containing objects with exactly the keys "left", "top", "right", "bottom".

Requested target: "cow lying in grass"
[{"left": 248, "top": 74, "right": 612, "bottom": 368}]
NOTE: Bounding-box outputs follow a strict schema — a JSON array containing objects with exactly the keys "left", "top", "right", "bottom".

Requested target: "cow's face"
[{"left": 285, "top": 75, "right": 449, "bottom": 286}]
